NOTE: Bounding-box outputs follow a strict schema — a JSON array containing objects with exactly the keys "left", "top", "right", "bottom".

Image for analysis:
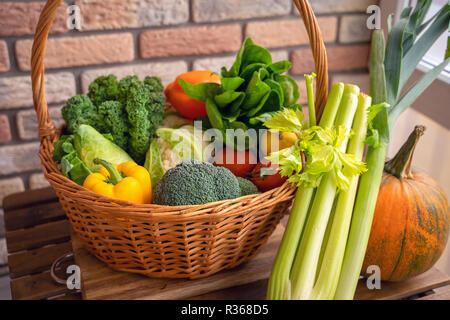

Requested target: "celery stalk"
[
  {"left": 311, "top": 93, "right": 371, "bottom": 300},
  {"left": 319, "top": 83, "right": 345, "bottom": 128},
  {"left": 290, "top": 85, "right": 360, "bottom": 300},
  {"left": 266, "top": 187, "right": 314, "bottom": 299},
  {"left": 334, "top": 29, "right": 389, "bottom": 300},
  {"left": 333, "top": 142, "right": 388, "bottom": 299},
  {"left": 266, "top": 82, "right": 345, "bottom": 300},
  {"left": 305, "top": 73, "right": 317, "bottom": 128}
]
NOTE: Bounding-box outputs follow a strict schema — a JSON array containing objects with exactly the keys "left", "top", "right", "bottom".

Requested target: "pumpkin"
[{"left": 362, "top": 125, "right": 449, "bottom": 282}]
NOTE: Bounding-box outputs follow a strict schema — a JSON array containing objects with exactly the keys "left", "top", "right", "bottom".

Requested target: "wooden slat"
[
  {"left": 8, "top": 242, "right": 73, "bottom": 279},
  {"left": 4, "top": 201, "right": 65, "bottom": 232},
  {"left": 355, "top": 268, "right": 450, "bottom": 300},
  {"left": 418, "top": 285, "right": 450, "bottom": 300},
  {"left": 189, "top": 279, "right": 268, "bottom": 300},
  {"left": 2, "top": 187, "right": 57, "bottom": 211},
  {"left": 10, "top": 271, "right": 72, "bottom": 300},
  {"left": 6, "top": 220, "right": 71, "bottom": 253},
  {"left": 50, "top": 292, "right": 82, "bottom": 300}
]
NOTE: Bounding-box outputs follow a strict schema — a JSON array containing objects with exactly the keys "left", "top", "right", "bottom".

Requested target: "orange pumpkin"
[{"left": 363, "top": 125, "right": 449, "bottom": 282}]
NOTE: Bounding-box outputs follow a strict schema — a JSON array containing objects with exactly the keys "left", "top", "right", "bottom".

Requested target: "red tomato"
[
  {"left": 164, "top": 70, "right": 221, "bottom": 120},
  {"left": 213, "top": 148, "right": 257, "bottom": 178},
  {"left": 250, "top": 160, "right": 287, "bottom": 192}
]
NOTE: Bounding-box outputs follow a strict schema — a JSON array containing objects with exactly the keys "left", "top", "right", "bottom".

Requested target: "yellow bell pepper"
[{"left": 83, "top": 158, "right": 152, "bottom": 204}]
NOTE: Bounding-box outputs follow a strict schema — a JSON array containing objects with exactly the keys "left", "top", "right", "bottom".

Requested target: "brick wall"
[{"left": 0, "top": 0, "right": 378, "bottom": 272}]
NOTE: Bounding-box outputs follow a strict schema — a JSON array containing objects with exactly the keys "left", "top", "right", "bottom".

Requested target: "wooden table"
[{"left": 3, "top": 187, "right": 450, "bottom": 300}]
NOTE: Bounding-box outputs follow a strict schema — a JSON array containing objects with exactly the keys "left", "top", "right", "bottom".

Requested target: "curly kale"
[
  {"left": 126, "top": 82, "right": 165, "bottom": 164},
  {"left": 61, "top": 95, "right": 105, "bottom": 134},
  {"left": 87, "top": 74, "right": 119, "bottom": 106},
  {"left": 97, "top": 100, "right": 129, "bottom": 151},
  {"left": 144, "top": 76, "right": 164, "bottom": 92},
  {"left": 153, "top": 160, "right": 240, "bottom": 206},
  {"left": 118, "top": 75, "right": 141, "bottom": 104},
  {"left": 61, "top": 74, "right": 165, "bottom": 164}
]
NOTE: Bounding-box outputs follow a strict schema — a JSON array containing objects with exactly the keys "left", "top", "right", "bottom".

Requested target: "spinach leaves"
[{"left": 178, "top": 38, "right": 301, "bottom": 149}]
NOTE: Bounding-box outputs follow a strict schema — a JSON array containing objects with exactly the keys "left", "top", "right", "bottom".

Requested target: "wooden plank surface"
[
  {"left": 5, "top": 219, "right": 71, "bottom": 253},
  {"left": 355, "top": 268, "right": 450, "bottom": 300},
  {"left": 10, "top": 271, "right": 72, "bottom": 300},
  {"left": 5, "top": 201, "right": 66, "bottom": 231},
  {"left": 2, "top": 187, "right": 57, "bottom": 211},
  {"left": 8, "top": 242, "right": 73, "bottom": 278},
  {"left": 73, "top": 219, "right": 450, "bottom": 300},
  {"left": 418, "top": 285, "right": 450, "bottom": 300}
]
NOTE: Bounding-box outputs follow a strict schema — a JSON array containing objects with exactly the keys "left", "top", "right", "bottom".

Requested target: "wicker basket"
[{"left": 31, "top": 0, "right": 329, "bottom": 279}]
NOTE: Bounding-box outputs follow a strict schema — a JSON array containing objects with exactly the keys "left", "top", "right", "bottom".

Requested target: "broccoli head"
[
  {"left": 88, "top": 74, "right": 119, "bottom": 106},
  {"left": 237, "top": 177, "right": 260, "bottom": 197},
  {"left": 61, "top": 94, "right": 104, "bottom": 133},
  {"left": 97, "top": 100, "right": 129, "bottom": 151},
  {"left": 126, "top": 81, "right": 165, "bottom": 164},
  {"left": 153, "top": 159, "right": 240, "bottom": 206}
]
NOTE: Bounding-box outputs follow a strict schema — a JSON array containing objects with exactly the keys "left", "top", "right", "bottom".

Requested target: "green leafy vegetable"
[
  {"left": 74, "top": 124, "right": 133, "bottom": 172},
  {"left": 179, "top": 37, "right": 301, "bottom": 149},
  {"left": 52, "top": 135, "right": 92, "bottom": 185},
  {"left": 62, "top": 74, "right": 166, "bottom": 165},
  {"left": 144, "top": 138, "right": 165, "bottom": 188}
]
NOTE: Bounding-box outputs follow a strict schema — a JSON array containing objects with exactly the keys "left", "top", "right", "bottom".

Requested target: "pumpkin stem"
[{"left": 384, "top": 125, "right": 425, "bottom": 179}]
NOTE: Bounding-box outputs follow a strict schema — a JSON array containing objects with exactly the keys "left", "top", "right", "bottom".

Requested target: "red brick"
[
  {"left": 0, "top": 2, "right": 68, "bottom": 37},
  {"left": 0, "top": 41, "right": 9, "bottom": 72},
  {"left": 75, "top": 0, "right": 189, "bottom": 30},
  {"left": 245, "top": 17, "right": 337, "bottom": 48},
  {"left": 139, "top": 24, "right": 242, "bottom": 59},
  {"left": 0, "top": 142, "right": 41, "bottom": 175},
  {"left": 290, "top": 44, "right": 370, "bottom": 75},
  {"left": 192, "top": 0, "right": 291, "bottom": 22},
  {"left": 0, "top": 115, "right": 11, "bottom": 144},
  {"left": 15, "top": 33, "right": 134, "bottom": 71}
]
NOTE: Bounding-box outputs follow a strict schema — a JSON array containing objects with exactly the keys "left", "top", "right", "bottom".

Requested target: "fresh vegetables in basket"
[{"left": 52, "top": 37, "right": 302, "bottom": 205}]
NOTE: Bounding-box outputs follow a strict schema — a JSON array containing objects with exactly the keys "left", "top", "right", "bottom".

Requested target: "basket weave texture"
[{"left": 31, "top": 0, "right": 328, "bottom": 279}]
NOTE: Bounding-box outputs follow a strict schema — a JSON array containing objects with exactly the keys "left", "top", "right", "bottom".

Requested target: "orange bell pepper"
[{"left": 165, "top": 70, "right": 221, "bottom": 119}]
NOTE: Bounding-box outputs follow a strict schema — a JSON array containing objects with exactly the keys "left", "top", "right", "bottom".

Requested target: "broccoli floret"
[
  {"left": 237, "top": 177, "right": 260, "bottom": 197},
  {"left": 88, "top": 74, "right": 119, "bottom": 106},
  {"left": 126, "top": 82, "right": 165, "bottom": 164},
  {"left": 97, "top": 100, "right": 129, "bottom": 150},
  {"left": 61, "top": 94, "right": 104, "bottom": 133},
  {"left": 144, "top": 76, "right": 164, "bottom": 92},
  {"left": 153, "top": 160, "right": 240, "bottom": 206}
]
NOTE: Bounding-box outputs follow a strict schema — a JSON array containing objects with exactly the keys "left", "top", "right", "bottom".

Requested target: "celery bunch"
[{"left": 266, "top": 79, "right": 375, "bottom": 300}]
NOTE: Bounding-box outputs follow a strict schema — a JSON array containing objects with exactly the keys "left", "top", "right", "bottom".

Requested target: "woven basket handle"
[{"left": 31, "top": 0, "right": 329, "bottom": 141}]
